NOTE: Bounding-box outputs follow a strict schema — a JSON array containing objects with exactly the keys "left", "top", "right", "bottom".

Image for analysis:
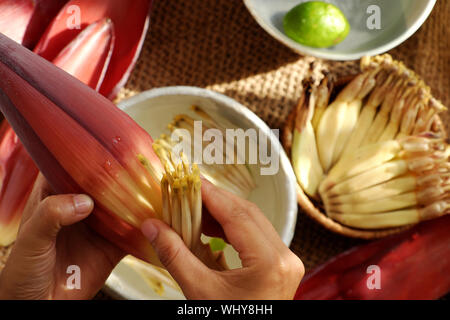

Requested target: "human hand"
[
  {"left": 141, "top": 179, "right": 304, "bottom": 300},
  {"left": 0, "top": 174, "right": 125, "bottom": 300}
]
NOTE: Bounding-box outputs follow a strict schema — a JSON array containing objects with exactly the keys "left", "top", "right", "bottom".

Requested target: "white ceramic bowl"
[
  {"left": 103, "top": 86, "right": 298, "bottom": 299},
  {"left": 243, "top": 0, "right": 436, "bottom": 60}
]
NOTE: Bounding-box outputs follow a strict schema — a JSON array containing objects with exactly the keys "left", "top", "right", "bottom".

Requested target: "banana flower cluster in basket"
[{"left": 286, "top": 54, "right": 449, "bottom": 230}]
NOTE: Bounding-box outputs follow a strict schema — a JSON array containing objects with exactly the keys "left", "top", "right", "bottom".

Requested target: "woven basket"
[{"left": 282, "top": 62, "right": 448, "bottom": 240}]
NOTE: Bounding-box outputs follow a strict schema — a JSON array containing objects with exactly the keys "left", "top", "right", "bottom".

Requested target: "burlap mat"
[{"left": 1, "top": 0, "right": 449, "bottom": 298}]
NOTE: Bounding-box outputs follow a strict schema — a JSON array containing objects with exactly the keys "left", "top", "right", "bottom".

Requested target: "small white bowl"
[
  {"left": 103, "top": 86, "right": 298, "bottom": 299},
  {"left": 244, "top": 0, "right": 436, "bottom": 60}
]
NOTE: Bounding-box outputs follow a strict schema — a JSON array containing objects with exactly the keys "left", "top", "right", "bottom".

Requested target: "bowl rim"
[
  {"left": 117, "top": 85, "right": 299, "bottom": 246},
  {"left": 243, "top": 0, "right": 437, "bottom": 61}
]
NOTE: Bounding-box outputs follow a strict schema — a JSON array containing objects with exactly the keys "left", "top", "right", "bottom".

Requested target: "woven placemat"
[{"left": 1, "top": 0, "right": 449, "bottom": 297}]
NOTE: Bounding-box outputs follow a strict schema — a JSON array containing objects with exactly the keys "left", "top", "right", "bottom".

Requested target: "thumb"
[
  {"left": 141, "top": 219, "right": 214, "bottom": 293},
  {"left": 18, "top": 194, "right": 94, "bottom": 251}
]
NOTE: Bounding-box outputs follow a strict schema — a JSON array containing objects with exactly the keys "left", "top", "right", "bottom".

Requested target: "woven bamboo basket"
[{"left": 282, "top": 59, "right": 448, "bottom": 239}]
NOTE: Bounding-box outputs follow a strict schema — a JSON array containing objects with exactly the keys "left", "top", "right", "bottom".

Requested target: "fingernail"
[
  {"left": 73, "top": 194, "right": 93, "bottom": 214},
  {"left": 142, "top": 220, "right": 158, "bottom": 243}
]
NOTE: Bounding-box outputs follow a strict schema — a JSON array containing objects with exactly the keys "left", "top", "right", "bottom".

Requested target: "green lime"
[{"left": 283, "top": 1, "right": 350, "bottom": 48}]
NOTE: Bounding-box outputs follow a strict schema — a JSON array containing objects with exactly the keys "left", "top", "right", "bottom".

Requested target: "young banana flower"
[
  {"left": 326, "top": 57, "right": 400, "bottom": 166},
  {"left": 291, "top": 79, "right": 325, "bottom": 197},
  {"left": 122, "top": 256, "right": 181, "bottom": 296},
  {"left": 316, "top": 62, "right": 389, "bottom": 171},
  {"left": 34, "top": 0, "right": 152, "bottom": 99},
  {"left": 157, "top": 155, "right": 227, "bottom": 270},
  {"left": 310, "top": 73, "right": 333, "bottom": 130},
  {"left": 327, "top": 200, "right": 449, "bottom": 229},
  {"left": 0, "top": 121, "right": 39, "bottom": 246},
  {"left": 337, "top": 70, "right": 393, "bottom": 159},
  {"left": 377, "top": 84, "right": 418, "bottom": 142},
  {"left": 0, "top": 0, "right": 68, "bottom": 48},
  {"left": 286, "top": 54, "right": 448, "bottom": 233},
  {"left": 0, "top": 33, "right": 164, "bottom": 263},
  {"left": 325, "top": 159, "right": 448, "bottom": 200},
  {"left": 360, "top": 74, "right": 413, "bottom": 146},
  {"left": 413, "top": 98, "right": 446, "bottom": 135},
  {"left": 0, "top": 19, "right": 116, "bottom": 247},
  {"left": 320, "top": 135, "right": 445, "bottom": 192},
  {"left": 319, "top": 135, "right": 449, "bottom": 229}
]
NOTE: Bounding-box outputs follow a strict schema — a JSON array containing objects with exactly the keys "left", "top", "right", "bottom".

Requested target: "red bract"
[
  {"left": 0, "top": 121, "right": 39, "bottom": 246},
  {"left": 51, "top": 18, "right": 115, "bottom": 92},
  {"left": 295, "top": 215, "right": 450, "bottom": 300},
  {"left": 0, "top": 0, "right": 68, "bottom": 48},
  {"left": 0, "top": 34, "right": 163, "bottom": 263},
  {"left": 34, "top": 0, "right": 152, "bottom": 99}
]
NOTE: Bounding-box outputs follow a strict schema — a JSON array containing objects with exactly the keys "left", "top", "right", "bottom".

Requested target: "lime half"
[{"left": 283, "top": 1, "right": 350, "bottom": 48}]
